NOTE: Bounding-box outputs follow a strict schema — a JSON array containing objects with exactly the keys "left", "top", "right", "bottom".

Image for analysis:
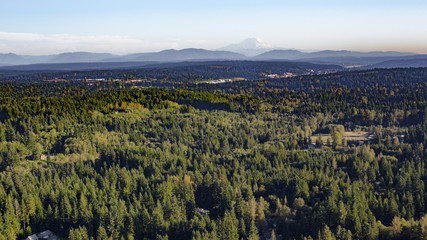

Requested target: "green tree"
[
  {"left": 219, "top": 211, "right": 239, "bottom": 240},
  {"left": 331, "top": 125, "right": 345, "bottom": 147}
]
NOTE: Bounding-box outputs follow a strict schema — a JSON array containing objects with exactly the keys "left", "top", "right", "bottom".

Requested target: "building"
[
  {"left": 195, "top": 207, "right": 209, "bottom": 216},
  {"left": 26, "top": 230, "right": 58, "bottom": 240}
]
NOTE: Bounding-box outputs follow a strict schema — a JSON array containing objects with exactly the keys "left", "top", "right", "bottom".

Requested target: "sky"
[{"left": 0, "top": 0, "right": 426, "bottom": 55}]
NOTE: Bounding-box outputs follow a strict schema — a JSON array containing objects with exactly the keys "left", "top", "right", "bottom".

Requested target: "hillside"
[
  {"left": 0, "top": 60, "right": 342, "bottom": 80},
  {"left": 0, "top": 49, "right": 247, "bottom": 67},
  {"left": 254, "top": 50, "right": 422, "bottom": 66},
  {"left": 0, "top": 70, "right": 426, "bottom": 239},
  {"left": 366, "top": 57, "right": 427, "bottom": 69}
]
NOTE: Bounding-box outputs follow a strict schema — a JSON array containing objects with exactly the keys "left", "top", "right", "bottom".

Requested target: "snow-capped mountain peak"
[
  {"left": 219, "top": 38, "right": 276, "bottom": 56},
  {"left": 237, "top": 38, "right": 273, "bottom": 49}
]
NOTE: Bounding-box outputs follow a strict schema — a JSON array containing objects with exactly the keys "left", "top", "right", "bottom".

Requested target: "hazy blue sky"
[{"left": 1, "top": 0, "right": 426, "bottom": 54}]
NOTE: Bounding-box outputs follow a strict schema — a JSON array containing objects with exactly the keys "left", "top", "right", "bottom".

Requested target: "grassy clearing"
[
  {"left": 311, "top": 131, "right": 369, "bottom": 144},
  {"left": 344, "top": 131, "right": 369, "bottom": 141},
  {"left": 344, "top": 65, "right": 363, "bottom": 69}
]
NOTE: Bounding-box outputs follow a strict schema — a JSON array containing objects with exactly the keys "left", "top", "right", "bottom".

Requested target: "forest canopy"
[{"left": 0, "top": 66, "right": 426, "bottom": 239}]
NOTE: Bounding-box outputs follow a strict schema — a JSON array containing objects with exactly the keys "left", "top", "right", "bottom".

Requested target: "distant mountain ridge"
[
  {"left": 0, "top": 53, "right": 28, "bottom": 66},
  {"left": 254, "top": 49, "right": 416, "bottom": 60},
  {"left": 364, "top": 57, "right": 427, "bottom": 69},
  {"left": 254, "top": 49, "right": 425, "bottom": 67},
  {"left": 51, "top": 52, "right": 117, "bottom": 63},
  {"left": 0, "top": 49, "right": 246, "bottom": 67},
  {"left": 0, "top": 41, "right": 425, "bottom": 70},
  {"left": 124, "top": 48, "right": 246, "bottom": 62}
]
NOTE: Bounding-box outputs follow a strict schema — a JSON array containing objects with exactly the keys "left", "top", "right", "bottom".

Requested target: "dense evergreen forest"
[{"left": 0, "top": 66, "right": 426, "bottom": 239}]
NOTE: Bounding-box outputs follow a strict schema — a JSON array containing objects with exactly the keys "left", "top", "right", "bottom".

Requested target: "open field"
[
  {"left": 344, "top": 131, "right": 370, "bottom": 141},
  {"left": 311, "top": 131, "right": 370, "bottom": 144}
]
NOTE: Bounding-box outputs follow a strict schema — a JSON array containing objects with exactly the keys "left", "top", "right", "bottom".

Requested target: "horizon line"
[{"left": 0, "top": 48, "right": 422, "bottom": 57}]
